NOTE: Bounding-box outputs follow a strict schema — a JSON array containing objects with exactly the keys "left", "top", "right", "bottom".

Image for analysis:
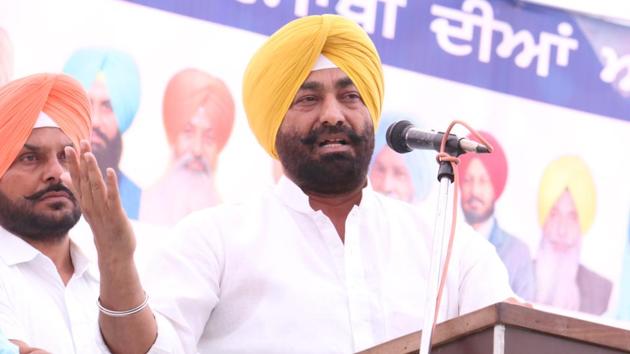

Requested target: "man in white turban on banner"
[
  {"left": 66, "top": 15, "right": 513, "bottom": 354},
  {"left": 140, "top": 69, "right": 235, "bottom": 226}
]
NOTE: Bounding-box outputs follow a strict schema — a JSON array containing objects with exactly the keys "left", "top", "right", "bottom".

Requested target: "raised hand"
[{"left": 64, "top": 140, "right": 136, "bottom": 264}]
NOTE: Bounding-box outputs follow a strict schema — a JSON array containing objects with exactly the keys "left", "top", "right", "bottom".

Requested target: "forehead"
[
  {"left": 300, "top": 68, "right": 351, "bottom": 87},
  {"left": 88, "top": 77, "right": 110, "bottom": 100},
  {"left": 552, "top": 189, "right": 577, "bottom": 212},
  {"left": 22, "top": 127, "right": 72, "bottom": 148},
  {"left": 466, "top": 158, "right": 490, "bottom": 176}
]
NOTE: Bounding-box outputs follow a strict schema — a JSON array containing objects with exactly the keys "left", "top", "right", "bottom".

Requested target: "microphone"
[{"left": 386, "top": 120, "right": 490, "bottom": 155}]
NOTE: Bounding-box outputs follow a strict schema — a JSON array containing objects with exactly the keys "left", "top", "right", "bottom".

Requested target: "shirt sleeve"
[
  {"left": 141, "top": 210, "right": 224, "bottom": 353},
  {"left": 456, "top": 224, "right": 515, "bottom": 315}
]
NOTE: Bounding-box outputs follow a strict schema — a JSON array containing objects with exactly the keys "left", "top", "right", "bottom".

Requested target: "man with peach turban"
[
  {"left": 139, "top": 69, "right": 235, "bottom": 226},
  {"left": 535, "top": 155, "right": 611, "bottom": 315},
  {"left": 70, "top": 15, "right": 512, "bottom": 354},
  {"left": 63, "top": 48, "right": 143, "bottom": 219},
  {"left": 0, "top": 73, "right": 106, "bottom": 353},
  {"left": 0, "top": 28, "right": 13, "bottom": 87},
  {"left": 459, "top": 131, "right": 534, "bottom": 300}
]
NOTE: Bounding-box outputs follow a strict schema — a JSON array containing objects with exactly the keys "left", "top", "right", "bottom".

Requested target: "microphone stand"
[{"left": 418, "top": 154, "right": 457, "bottom": 354}]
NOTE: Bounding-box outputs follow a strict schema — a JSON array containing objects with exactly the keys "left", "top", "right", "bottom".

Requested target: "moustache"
[
  {"left": 91, "top": 127, "right": 110, "bottom": 144},
  {"left": 464, "top": 196, "right": 487, "bottom": 205},
  {"left": 300, "top": 125, "right": 364, "bottom": 147},
  {"left": 24, "top": 184, "right": 76, "bottom": 202}
]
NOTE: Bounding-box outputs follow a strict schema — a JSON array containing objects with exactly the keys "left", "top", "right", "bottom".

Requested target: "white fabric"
[
  {"left": 0, "top": 226, "right": 104, "bottom": 354},
  {"left": 32, "top": 111, "right": 60, "bottom": 129},
  {"left": 311, "top": 54, "right": 338, "bottom": 71},
  {"left": 476, "top": 216, "right": 495, "bottom": 240},
  {"left": 145, "top": 177, "right": 514, "bottom": 354}
]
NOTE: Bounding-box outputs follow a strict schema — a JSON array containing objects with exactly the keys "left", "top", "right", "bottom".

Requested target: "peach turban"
[
  {"left": 459, "top": 131, "right": 508, "bottom": 201},
  {"left": 163, "top": 69, "right": 235, "bottom": 152},
  {"left": 0, "top": 28, "right": 13, "bottom": 86},
  {"left": 0, "top": 73, "right": 91, "bottom": 178},
  {"left": 243, "top": 14, "right": 384, "bottom": 158},
  {"left": 538, "top": 155, "right": 596, "bottom": 234}
]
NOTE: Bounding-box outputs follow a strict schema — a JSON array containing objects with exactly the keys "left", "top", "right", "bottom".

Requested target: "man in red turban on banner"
[
  {"left": 139, "top": 68, "right": 235, "bottom": 226},
  {"left": 0, "top": 73, "right": 106, "bottom": 353},
  {"left": 459, "top": 131, "right": 534, "bottom": 300}
]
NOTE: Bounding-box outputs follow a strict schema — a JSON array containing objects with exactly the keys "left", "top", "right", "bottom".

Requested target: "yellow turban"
[
  {"left": 537, "top": 155, "right": 596, "bottom": 234},
  {"left": 0, "top": 73, "right": 92, "bottom": 178},
  {"left": 243, "top": 14, "right": 384, "bottom": 158}
]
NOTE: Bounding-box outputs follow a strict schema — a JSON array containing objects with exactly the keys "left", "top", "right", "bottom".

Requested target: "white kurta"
[
  {"left": 0, "top": 227, "right": 102, "bottom": 354},
  {"left": 146, "top": 177, "right": 513, "bottom": 354}
]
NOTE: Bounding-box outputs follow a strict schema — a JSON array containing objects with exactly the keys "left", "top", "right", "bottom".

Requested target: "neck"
[
  {"left": 306, "top": 181, "right": 365, "bottom": 242},
  {"left": 24, "top": 235, "right": 74, "bottom": 285}
]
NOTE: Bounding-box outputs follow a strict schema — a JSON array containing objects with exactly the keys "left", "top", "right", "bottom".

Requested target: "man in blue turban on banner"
[
  {"left": 63, "top": 48, "right": 142, "bottom": 219},
  {"left": 369, "top": 113, "right": 436, "bottom": 204}
]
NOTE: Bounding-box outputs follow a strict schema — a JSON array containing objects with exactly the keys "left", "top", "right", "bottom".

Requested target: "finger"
[
  {"left": 64, "top": 146, "right": 83, "bottom": 200},
  {"left": 84, "top": 152, "right": 108, "bottom": 209},
  {"left": 106, "top": 168, "right": 126, "bottom": 216},
  {"left": 80, "top": 139, "right": 92, "bottom": 154},
  {"left": 78, "top": 150, "right": 96, "bottom": 210}
]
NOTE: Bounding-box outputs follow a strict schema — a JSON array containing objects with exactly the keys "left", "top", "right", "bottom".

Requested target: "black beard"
[
  {"left": 92, "top": 127, "right": 123, "bottom": 176},
  {"left": 276, "top": 124, "right": 374, "bottom": 195},
  {"left": 463, "top": 200, "right": 495, "bottom": 225},
  {"left": 0, "top": 184, "right": 81, "bottom": 242}
]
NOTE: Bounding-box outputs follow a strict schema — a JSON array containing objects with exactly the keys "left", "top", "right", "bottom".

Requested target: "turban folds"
[
  {"left": 243, "top": 14, "right": 384, "bottom": 158},
  {"left": 538, "top": 155, "right": 596, "bottom": 234},
  {"left": 0, "top": 28, "right": 13, "bottom": 86},
  {"left": 459, "top": 131, "right": 508, "bottom": 201},
  {"left": 0, "top": 73, "right": 91, "bottom": 178},
  {"left": 163, "top": 69, "right": 235, "bottom": 152},
  {"left": 63, "top": 48, "right": 140, "bottom": 133}
]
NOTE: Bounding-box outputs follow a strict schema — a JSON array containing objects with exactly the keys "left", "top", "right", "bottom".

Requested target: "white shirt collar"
[
  {"left": 273, "top": 175, "right": 374, "bottom": 214},
  {"left": 0, "top": 226, "right": 39, "bottom": 266},
  {"left": 475, "top": 216, "right": 496, "bottom": 240},
  {"left": 0, "top": 225, "right": 98, "bottom": 280}
]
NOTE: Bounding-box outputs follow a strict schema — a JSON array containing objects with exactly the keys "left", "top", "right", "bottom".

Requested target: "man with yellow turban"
[
  {"left": 139, "top": 68, "right": 235, "bottom": 226},
  {"left": 535, "top": 155, "right": 612, "bottom": 315},
  {"left": 0, "top": 73, "right": 105, "bottom": 353},
  {"left": 67, "top": 15, "right": 513, "bottom": 353}
]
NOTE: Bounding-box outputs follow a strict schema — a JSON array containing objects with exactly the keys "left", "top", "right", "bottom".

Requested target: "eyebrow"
[
  {"left": 21, "top": 143, "right": 74, "bottom": 151},
  {"left": 298, "top": 81, "right": 323, "bottom": 91},
  {"left": 22, "top": 144, "right": 40, "bottom": 151},
  {"left": 335, "top": 76, "right": 355, "bottom": 89}
]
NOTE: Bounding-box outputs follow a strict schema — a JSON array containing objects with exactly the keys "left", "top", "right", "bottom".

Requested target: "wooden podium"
[{"left": 359, "top": 302, "right": 630, "bottom": 354}]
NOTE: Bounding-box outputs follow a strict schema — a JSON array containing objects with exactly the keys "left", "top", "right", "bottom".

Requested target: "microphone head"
[{"left": 386, "top": 120, "right": 413, "bottom": 153}]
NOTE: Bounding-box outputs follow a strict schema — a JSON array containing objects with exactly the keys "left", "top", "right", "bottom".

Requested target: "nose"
[
  {"left": 319, "top": 95, "right": 346, "bottom": 126},
  {"left": 192, "top": 129, "right": 204, "bottom": 156},
  {"left": 43, "top": 156, "right": 66, "bottom": 184},
  {"left": 382, "top": 171, "right": 396, "bottom": 193}
]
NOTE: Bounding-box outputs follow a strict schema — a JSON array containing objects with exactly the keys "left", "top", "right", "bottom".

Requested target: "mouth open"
[{"left": 318, "top": 138, "right": 348, "bottom": 147}]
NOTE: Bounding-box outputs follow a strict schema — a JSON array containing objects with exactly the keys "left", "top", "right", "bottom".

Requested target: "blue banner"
[{"left": 125, "top": 0, "right": 630, "bottom": 122}]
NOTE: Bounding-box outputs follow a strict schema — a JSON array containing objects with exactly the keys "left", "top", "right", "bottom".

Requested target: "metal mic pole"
[{"left": 418, "top": 161, "right": 454, "bottom": 354}]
